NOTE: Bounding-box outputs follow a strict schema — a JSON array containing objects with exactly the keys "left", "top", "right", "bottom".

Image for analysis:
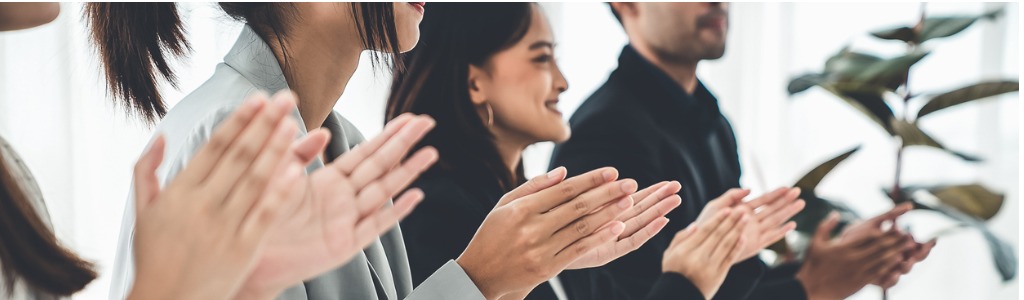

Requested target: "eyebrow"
[{"left": 529, "top": 41, "right": 555, "bottom": 50}]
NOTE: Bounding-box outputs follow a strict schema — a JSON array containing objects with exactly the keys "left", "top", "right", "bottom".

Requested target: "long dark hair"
[
  {"left": 386, "top": 3, "right": 534, "bottom": 192},
  {"left": 86, "top": 3, "right": 403, "bottom": 124},
  {"left": 0, "top": 151, "right": 97, "bottom": 296}
]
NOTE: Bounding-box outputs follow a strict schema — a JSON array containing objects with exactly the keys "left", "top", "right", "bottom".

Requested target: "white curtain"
[{"left": 0, "top": 3, "right": 1015, "bottom": 300}]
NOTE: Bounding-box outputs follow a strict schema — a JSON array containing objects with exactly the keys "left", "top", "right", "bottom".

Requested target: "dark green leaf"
[
  {"left": 852, "top": 51, "right": 929, "bottom": 88},
  {"left": 913, "top": 201, "right": 1017, "bottom": 281},
  {"left": 918, "top": 81, "right": 1019, "bottom": 118},
  {"left": 891, "top": 119, "right": 982, "bottom": 161},
  {"left": 794, "top": 146, "right": 861, "bottom": 191},
  {"left": 919, "top": 16, "right": 977, "bottom": 42},
  {"left": 822, "top": 85, "right": 896, "bottom": 135},
  {"left": 871, "top": 26, "right": 917, "bottom": 42},
  {"left": 825, "top": 50, "right": 883, "bottom": 79},
  {"left": 788, "top": 73, "right": 827, "bottom": 95}
]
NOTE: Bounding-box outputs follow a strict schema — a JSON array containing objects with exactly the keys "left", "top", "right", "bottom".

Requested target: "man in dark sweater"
[{"left": 551, "top": 3, "right": 935, "bottom": 299}]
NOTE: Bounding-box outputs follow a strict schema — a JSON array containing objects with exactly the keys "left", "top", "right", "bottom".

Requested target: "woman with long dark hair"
[
  {"left": 88, "top": 3, "right": 644, "bottom": 300},
  {"left": 388, "top": 3, "right": 810, "bottom": 300}
]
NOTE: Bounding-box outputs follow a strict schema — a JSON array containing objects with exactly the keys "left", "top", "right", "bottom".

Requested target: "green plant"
[{"left": 781, "top": 5, "right": 1018, "bottom": 298}]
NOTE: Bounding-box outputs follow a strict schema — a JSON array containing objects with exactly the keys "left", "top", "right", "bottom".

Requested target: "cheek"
[
  {"left": 393, "top": 8, "right": 422, "bottom": 52},
  {"left": 491, "top": 72, "right": 569, "bottom": 142}
]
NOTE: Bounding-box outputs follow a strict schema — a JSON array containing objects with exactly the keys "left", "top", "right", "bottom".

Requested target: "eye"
[{"left": 532, "top": 54, "right": 553, "bottom": 64}]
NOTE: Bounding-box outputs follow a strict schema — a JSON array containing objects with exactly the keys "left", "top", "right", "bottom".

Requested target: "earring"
[{"left": 484, "top": 103, "right": 494, "bottom": 127}]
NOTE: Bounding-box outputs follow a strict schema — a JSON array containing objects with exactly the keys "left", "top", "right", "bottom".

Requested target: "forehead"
[{"left": 517, "top": 4, "right": 554, "bottom": 48}]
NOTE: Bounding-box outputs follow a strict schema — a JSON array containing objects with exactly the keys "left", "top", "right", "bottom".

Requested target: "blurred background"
[{"left": 0, "top": 2, "right": 1016, "bottom": 299}]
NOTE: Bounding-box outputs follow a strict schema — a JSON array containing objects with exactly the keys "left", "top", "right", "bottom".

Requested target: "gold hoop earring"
[{"left": 485, "top": 103, "right": 494, "bottom": 127}]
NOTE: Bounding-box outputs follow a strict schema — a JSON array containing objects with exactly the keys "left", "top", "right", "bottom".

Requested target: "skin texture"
[
  {"left": 663, "top": 208, "right": 750, "bottom": 300},
  {"left": 695, "top": 188, "right": 806, "bottom": 263},
  {"left": 0, "top": 2, "right": 59, "bottom": 31}
]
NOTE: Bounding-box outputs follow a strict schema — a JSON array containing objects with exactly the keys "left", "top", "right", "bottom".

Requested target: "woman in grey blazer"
[{"left": 90, "top": 3, "right": 649, "bottom": 300}]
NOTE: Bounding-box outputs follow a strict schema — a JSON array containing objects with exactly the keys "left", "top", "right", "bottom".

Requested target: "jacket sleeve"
[
  {"left": 747, "top": 263, "right": 808, "bottom": 300},
  {"left": 404, "top": 260, "right": 486, "bottom": 300}
]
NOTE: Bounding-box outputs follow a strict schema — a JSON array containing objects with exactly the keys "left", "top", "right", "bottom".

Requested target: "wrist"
[
  {"left": 456, "top": 256, "right": 502, "bottom": 300},
  {"left": 794, "top": 266, "right": 823, "bottom": 300}
]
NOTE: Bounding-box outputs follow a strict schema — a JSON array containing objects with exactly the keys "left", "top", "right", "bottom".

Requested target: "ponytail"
[
  {"left": 0, "top": 150, "right": 97, "bottom": 296},
  {"left": 85, "top": 3, "right": 190, "bottom": 124}
]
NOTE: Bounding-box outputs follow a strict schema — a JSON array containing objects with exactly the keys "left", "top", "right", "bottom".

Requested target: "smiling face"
[{"left": 468, "top": 4, "right": 570, "bottom": 146}]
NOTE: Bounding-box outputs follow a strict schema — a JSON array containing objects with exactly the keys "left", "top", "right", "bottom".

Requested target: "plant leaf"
[
  {"left": 917, "top": 81, "right": 1019, "bottom": 118},
  {"left": 891, "top": 119, "right": 982, "bottom": 161},
  {"left": 914, "top": 201, "right": 1017, "bottom": 281},
  {"left": 931, "top": 184, "right": 1005, "bottom": 220},
  {"left": 852, "top": 51, "right": 930, "bottom": 88},
  {"left": 871, "top": 26, "right": 917, "bottom": 42},
  {"left": 788, "top": 73, "right": 828, "bottom": 95},
  {"left": 822, "top": 85, "right": 896, "bottom": 135},
  {"left": 919, "top": 16, "right": 978, "bottom": 42},
  {"left": 825, "top": 50, "right": 883, "bottom": 79},
  {"left": 795, "top": 146, "right": 861, "bottom": 191}
]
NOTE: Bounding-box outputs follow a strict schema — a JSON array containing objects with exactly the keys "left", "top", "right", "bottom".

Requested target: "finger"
[
  {"left": 352, "top": 189, "right": 426, "bottom": 252},
  {"left": 331, "top": 113, "right": 417, "bottom": 174},
  {"left": 685, "top": 208, "right": 734, "bottom": 248},
  {"left": 133, "top": 135, "right": 166, "bottom": 212},
  {"left": 345, "top": 117, "right": 435, "bottom": 190},
  {"left": 518, "top": 167, "right": 618, "bottom": 213},
  {"left": 203, "top": 94, "right": 294, "bottom": 201},
  {"left": 759, "top": 221, "right": 796, "bottom": 248},
  {"left": 878, "top": 272, "right": 901, "bottom": 289},
  {"left": 813, "top": 211, "right": 840, "bottom": 244},
  {"left": 549, "top": 193, "right": 633, "bottom": 250},
  {"left": 179, "top": 93, "right": 268, "bottom": 185},
  {"left": 239, "top": 163, "right": 303, "bottom": 242},
  {"left": 714, "top": 188, "right": 751, "bottom": 208},
  {"left": 353, "top": 147, "right": 439, "bottom": 218},
  {"left": 498, "top": 166, "right": 567, "bottom": 207},
  {"left": 671, "top": 223, "right": 698, "bottom": 247},
  {"left": 867, "top": 203, "right": 913, "bottom": 227},
  {"left": 619, "top": 181, "right": 680, "bottom": 225},
  {"left": 754, "top": 189, "right": 800, "bottom": 224},
  {"left": 546, "top": 179, "right": 637, "bottom": 227},
  {"left": 622, "top": 194, "right": 681, "bottom": 238},
  {"left": 709, "top": 212, "right": 748, "bottom": 267},
  {"left": 290, "top": 128, "right": 331, "bottom": 165},
  {"left": 613, "top": 217, "right": 669, "bottom": 257},
  {"left": 759, "top": 198, "right": 806, "bottom": 234},
  {"left": 744, "top": 187, "right": 790, "bottom": 209},
  {"left": 223, "top": 117, "right": 298, "bottom": 225},
  {"left": 554, "top": 221, "right": 625, "bottom": 267}
]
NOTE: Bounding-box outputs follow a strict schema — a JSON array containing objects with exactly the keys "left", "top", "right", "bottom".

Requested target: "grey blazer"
[{"left": 108, "top": 26, "right": 485, "bottom": 300}]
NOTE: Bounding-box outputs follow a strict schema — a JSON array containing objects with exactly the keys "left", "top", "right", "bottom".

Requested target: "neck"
[
  {"left": 630, "top": 42, "right": 700, "bottom": 94},
  {"left": 269, "top": 34, "right": 363, "bottom": 131},
  {"left": 491, "top": 129, "right": 528, "bottom": 176}
]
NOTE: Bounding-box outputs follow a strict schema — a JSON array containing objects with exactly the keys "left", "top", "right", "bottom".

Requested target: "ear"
[
  {"left": 610, "top": 2, "right": 639, "bottom": 21},
  {"left": 468, "top": 64, "right": 488, "bottom": 106}
]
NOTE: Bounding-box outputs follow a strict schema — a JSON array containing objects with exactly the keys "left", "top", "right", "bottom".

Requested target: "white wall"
[{"left": 0, "top": 2, "right": 1016, "bottom": 300}]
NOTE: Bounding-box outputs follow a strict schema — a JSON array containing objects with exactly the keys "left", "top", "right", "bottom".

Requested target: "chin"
[
  {"left": 550, "top": 126, "right": 572, "bottom": 143},
  {"left": 398, "top": 33, "right": 421, "bottom": 53}
]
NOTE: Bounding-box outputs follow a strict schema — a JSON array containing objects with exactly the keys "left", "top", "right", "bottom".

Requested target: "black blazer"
[
  {"left": 550, "top": 45, "right": 806, "bottom": 300},
  {"left": 402, "top": 166, "right": 711, "bottom": 300}
]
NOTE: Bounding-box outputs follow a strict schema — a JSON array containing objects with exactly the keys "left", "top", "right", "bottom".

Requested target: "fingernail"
[
  {"left": 617, "top": 197, "right": 632, "bottom": 209},
  {"left": 621, "top": 180, "right": 637, "bottom": 193},
  {"left": 602, "top": 169, "right": 616, "bottom": 181},
  {"left": 547, "top": 167, "right": 565, "bottom": 179},
  {"left": 611, "top": 222, "right": 626, "bottom": 235}
]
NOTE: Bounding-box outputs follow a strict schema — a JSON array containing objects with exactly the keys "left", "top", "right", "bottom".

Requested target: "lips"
[
  {"left": 545, "top": 100, "right": 561, "bottom": 114},
  {"left": 409, "top": 2, "right": 425, "bottom": 14}
]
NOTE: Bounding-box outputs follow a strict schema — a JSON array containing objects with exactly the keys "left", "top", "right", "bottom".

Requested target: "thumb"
[
  {"left": 133, "top": 135, "right": 165, "bottom": 213},
  {"left": 814, "top": 211, "right": 840, "bottom": 244},
  {"left": 717, "top": 188, "right": 750, "bottom": 207},
  {"left": 290, "top": 128, "right": 331, "bottom": 165}
]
